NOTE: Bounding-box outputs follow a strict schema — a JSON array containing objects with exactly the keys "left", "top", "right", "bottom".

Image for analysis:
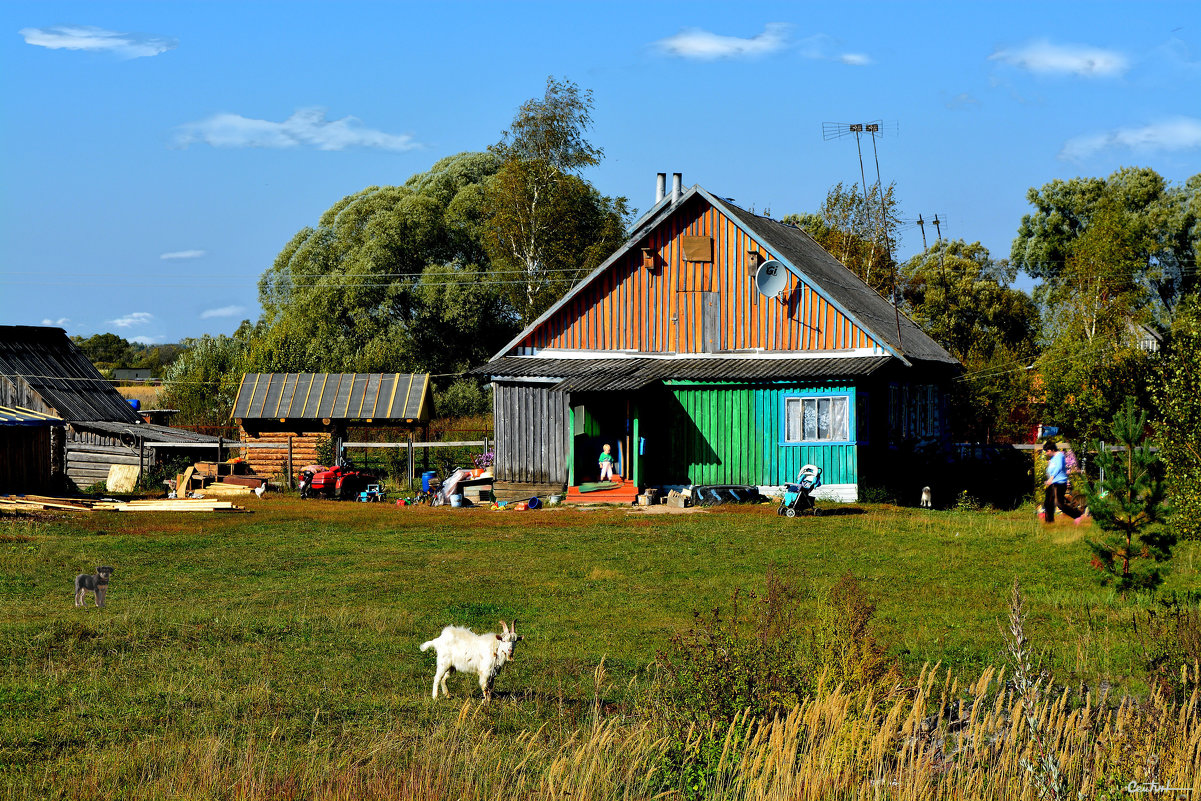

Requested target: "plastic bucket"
[
  {"left": 527, "top": 496, "right": 542, "bottom": 510},
  {"left": 422, "top": 471, "right": 437, "bottom": 493},
  {"left": 547, "top": 494, "right": 562, "bottom": 505},
  {"left": 450, "top": 494, "right": 463, "bottom": 508}
]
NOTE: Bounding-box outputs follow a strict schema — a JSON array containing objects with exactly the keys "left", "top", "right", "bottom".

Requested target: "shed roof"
[
  {"left": 0, "top": 405, "right": 65, "bottom": 427},
  {"left": 479, "top": 354, "right": 897, "bottom": 392},
  {"left": 75, "top": 420, "right": 219, "bottom": 444},
  {"left": 232, "top": 373, "right": 431, "bottom": 422},
  {"left": 0, "top": 326, "right": 142, "bottom": 423}
]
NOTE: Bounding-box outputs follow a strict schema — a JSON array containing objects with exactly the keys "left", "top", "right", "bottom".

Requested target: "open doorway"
[{"left": 570, "top": 395, "right": 631, "bottom": 485}]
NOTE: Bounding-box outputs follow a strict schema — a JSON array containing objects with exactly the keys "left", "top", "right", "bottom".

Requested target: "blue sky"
[{"left": 2, "top": 1, "right": 1198, "bottom": 344}]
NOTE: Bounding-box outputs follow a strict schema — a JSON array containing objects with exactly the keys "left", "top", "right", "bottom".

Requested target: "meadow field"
[{"left": 2, "top": 498, "right": 1198, "bottom": 799}]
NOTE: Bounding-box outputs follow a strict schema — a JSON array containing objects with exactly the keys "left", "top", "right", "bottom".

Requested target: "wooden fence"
[{"left": 142, "top": 437, "right": 490, "bottom": 489}]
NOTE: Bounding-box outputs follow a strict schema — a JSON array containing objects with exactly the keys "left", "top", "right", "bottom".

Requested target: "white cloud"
[
  {"left": 174, "top": 108, "right": 420, "bottom": 151},
  {"left": 838, "top": 53, "right": 872, "bottom": 66},
  {"left": 990, "top": 39, "right": 1129, "bottom": 77},
  {"left": 945, "top": 92, "right": 981, "bottom": 110},
  {"left": 1060, "top": 117, "right": 1201, "bottom": 161},
  {"left": 41, "top": 317, "right": 70, "bottom": 326},
  {"left": 160, "top": 249, "right": 205, "bottom": 260},
  {"left": 19, "top": 25, "right": 176, "bottom": 59},
  {"left": 655, "top": 23, "right": 791, "bottom": 60},
  {"left": 109, "top": 312, "right": 154, "bottom": 328},
  {"left": 200, "top": 305, "right": 246, "bottom": 319},
  {"left": 797, "top": 34, "right": 872, "bottom": 66},
  {"left": 130, "top": 336, "right": 160, "bottom": 345}
]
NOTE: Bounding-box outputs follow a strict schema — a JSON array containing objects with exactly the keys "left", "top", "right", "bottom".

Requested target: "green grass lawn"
[{"left": 2, "top": 497, "right": 1197, "bottom": 796}]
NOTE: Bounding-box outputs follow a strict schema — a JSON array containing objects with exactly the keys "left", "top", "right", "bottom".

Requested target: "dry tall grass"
[{"left": 18, "top": 665, "right": 1198, "bottom": 801}]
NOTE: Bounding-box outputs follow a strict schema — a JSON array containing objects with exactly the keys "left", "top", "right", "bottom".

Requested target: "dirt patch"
[{"left": 623, "top": 504, "right": 706, "bottom": 514}]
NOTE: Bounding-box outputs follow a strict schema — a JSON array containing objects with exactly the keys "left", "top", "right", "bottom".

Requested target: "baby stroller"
[{"left": 777, "top": 464, "right": 823, "bottom": 518}]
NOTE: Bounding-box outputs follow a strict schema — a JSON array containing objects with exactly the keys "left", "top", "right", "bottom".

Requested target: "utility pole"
[{"left": 916, "top": 214, "right": 928, "bottom": 251}]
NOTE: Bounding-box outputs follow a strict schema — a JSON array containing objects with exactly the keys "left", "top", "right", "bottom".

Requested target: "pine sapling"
[{"left": 1082, "top": 397, "right": 1173, "bottom": 592}]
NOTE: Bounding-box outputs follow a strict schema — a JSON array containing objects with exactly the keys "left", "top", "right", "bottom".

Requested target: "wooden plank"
[
  {"left": 67, "top": 452, "right": 140, "bottom": 465},
  {"left": 65, "top": 443, "right": 138, "bottom": 456}
]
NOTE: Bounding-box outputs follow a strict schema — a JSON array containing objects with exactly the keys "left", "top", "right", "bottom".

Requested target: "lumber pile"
[{"left": 0, "top": 494, "right": 247, "bottom": 513}]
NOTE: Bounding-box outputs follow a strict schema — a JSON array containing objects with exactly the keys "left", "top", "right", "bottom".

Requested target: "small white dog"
[{"left": 920, "top": 487, "right": 933, "bottom": 508}]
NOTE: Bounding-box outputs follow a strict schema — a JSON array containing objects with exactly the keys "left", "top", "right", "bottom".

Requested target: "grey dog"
[{"left": 75, "top": 566, "right": 114, "bottom": 607}]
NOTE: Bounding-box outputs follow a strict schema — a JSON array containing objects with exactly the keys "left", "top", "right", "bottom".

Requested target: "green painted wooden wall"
[{"left": 657, "top": 383, "right": 858, "bottom": 485}]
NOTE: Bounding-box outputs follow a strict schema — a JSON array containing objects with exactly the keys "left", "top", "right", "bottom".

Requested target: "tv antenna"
[{"left": 822, "top": 120, "right": 903, "bottom": 350}]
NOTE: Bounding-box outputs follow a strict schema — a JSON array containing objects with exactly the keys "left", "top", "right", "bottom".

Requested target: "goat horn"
[{"left": 499, "top": 620, "right": 509, "bottom": 635}]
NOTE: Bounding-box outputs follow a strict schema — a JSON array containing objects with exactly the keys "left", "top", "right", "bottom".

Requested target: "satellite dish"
[{"left": 755, "top": 259, "right": 788, "bottom": 299}]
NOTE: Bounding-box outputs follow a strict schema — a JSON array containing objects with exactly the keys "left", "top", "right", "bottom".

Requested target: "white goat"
[{"left": 420, "top": 620, "right": 522, "bottom": 701}]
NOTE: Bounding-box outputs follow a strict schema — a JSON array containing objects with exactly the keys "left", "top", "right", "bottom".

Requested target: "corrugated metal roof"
[
  {"left": 76, "top": 420, "right": 219, "bottom": 444},
  {"left": 0, "top": 326, "right": 144, "bottom": 423},
  {"left": 0, "top": 405, "right": 65, "bottom": 427},
  {"left": 231, "top": 373, "right": 430, "bottom": 421},
  {"left": 704, "top": 192, "right": 957, "bottom": 364},
  {"left": 480, "top": 354, "right": 896, "bottom": 392}
]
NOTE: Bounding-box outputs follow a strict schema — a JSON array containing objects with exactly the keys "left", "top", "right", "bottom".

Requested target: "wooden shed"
[
  {"left": 0, "top": 405, "right": 65, "bottom": 494},
  {"left": 476, "top": 182, "right": 960, "bottom": 501},
  {"left": 231, "top": 373, "right": 432, "bottom": 477},
  {"left": 0, "top": 326, "right": 219, "bottom": 488}
]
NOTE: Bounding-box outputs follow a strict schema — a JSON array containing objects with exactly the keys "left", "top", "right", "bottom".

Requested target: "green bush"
[
  {"left": 646, "top": 570, "right": 812, "bottom": 728},
  {"left": 645, "top": 570, "right": 898, "bottom": 799},
  {"left": 435, "top": 378, "right": 492, "bottom": 420}
]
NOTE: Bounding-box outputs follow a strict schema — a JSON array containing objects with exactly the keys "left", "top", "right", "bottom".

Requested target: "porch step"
[{"left": 564, "top": 478, "right": 639, "bottom": 505}]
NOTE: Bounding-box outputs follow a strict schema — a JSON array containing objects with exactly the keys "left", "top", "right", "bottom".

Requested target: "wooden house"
[
  {"left": 231, "top": 373, "right": 432, "bottom": 478},
  {"left": 0, "top": 326, "right": 218, "bottom": 489},
  {"left": 476, "top": 181, "right": 960, "bottom": 501}
]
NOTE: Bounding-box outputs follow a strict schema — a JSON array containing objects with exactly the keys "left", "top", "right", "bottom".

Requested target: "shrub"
[
  {"left": 1135, "top": 593, "right": 1201, "bottom": 703},
  {"left": 805, "top": 572, "right": 899, "bottom": 697},
  {"left": 435, "top": 378, "right": 492, "bottom": 420},
  {"left": 645, "top": 570, "right": 898, "bottom": 799},
  {"left": 314, "top": 435, "right": 334, "bottom": 467},
  {"left": 646, "top": 569, "right": 812, "bottom": 728}
]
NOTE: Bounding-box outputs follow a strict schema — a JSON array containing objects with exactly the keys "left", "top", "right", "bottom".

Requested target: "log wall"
[{"left": 237, "top": 429, "right": 323, "bottom": 480}]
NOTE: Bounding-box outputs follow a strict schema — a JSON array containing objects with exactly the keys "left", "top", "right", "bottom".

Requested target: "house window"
[{"left": 784, "top": 396, "right": 850, "bottom": 443}]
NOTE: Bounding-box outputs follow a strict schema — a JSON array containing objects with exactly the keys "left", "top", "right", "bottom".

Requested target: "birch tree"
[{"left": 483, "top": 77, "right": 630, "bottom": 324}]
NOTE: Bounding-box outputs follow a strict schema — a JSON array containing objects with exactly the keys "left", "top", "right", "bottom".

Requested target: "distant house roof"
[
  {"left": 479, "top": 354, "right": 899, "bottom": 391},
  {"left": 0, "top": 405, "right": 65, "bottom": 427},
  {"left": 0, "top": 326, "right": 143, "bottom": 423},
  {"left": 232, "top": 373, "right": 431, "bottom": 422}
]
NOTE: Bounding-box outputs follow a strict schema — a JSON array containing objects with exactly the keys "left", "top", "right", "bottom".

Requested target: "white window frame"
[{"left": 784, "top": 395, "right": 851, "bottom": 444}]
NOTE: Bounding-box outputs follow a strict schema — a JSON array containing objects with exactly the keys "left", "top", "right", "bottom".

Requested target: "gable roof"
[
  {"left": 0, "top": 326, "right": 143, "bottom": 423},
  {"left": 489, "top": 184, "right": 956, "bottom": 366},
  {"left": 705, "top": 192, "right": 955, "bottom": 364},
  {"left": 232, "top": 373, "right": 431, "bottom": 422}
]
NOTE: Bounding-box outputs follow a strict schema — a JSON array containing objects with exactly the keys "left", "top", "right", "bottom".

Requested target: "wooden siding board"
[{"left": 657, "top": 382, "right": 859, "bottom": 487}]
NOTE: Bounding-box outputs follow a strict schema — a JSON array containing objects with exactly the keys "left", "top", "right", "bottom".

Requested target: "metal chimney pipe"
[
  {"left": 671, "top": 173, "right": 682, "bottom": 204},
  {"left": 655, "top": 173, "right": 666, "bottom": 204}
]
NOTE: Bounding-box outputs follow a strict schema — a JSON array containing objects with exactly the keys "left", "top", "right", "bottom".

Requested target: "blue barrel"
[
  {"left": 422, "top": 471, "right": 437, "bottom": 493},
  {"left": 127, "top": 398, "right": 141, "bottom": 410}
]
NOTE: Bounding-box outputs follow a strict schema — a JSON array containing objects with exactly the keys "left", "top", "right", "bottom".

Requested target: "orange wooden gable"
[{"left": 515, "top": 194, "right": 883, "bottom": 354}]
